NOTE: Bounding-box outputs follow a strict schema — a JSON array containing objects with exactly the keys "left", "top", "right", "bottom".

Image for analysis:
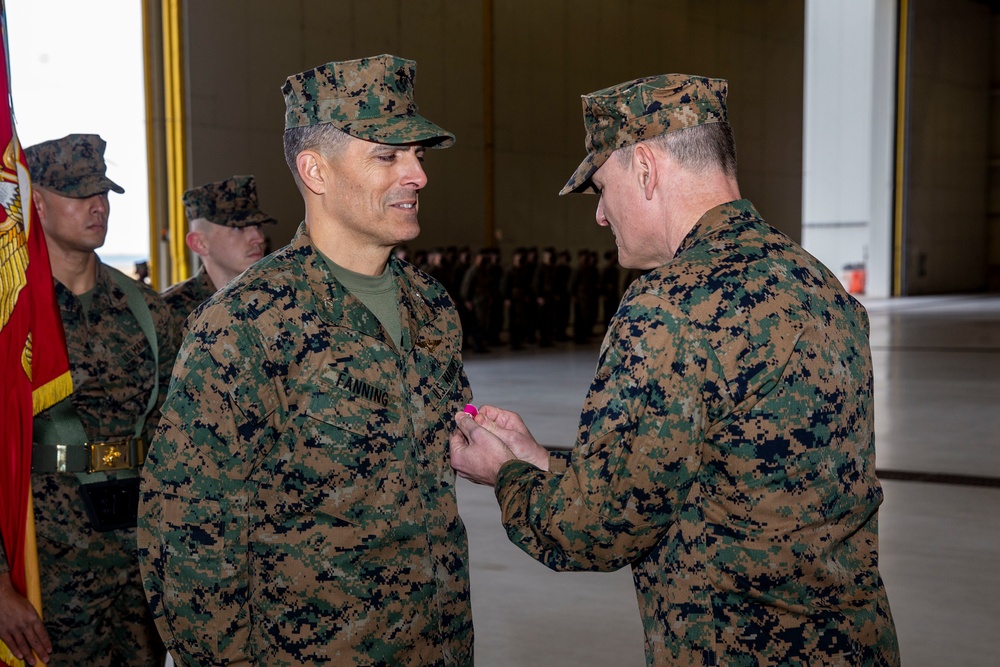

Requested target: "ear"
[
  {"left": 186, "top": 230, "right": 209, "bottom": 257},
  {"left": 632, "top": 143, "right": 658, "bottom": 201},
  {"left": 296, "top": 150, "right": 327, "bottom": 196},
  {"left": 32, "top": 189, "right": 47, "bottom": 219}
]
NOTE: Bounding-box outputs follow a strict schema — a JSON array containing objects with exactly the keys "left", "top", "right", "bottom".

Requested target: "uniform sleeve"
[
  {"left": 546, "top": 450, "right": 572, "bottom": 474},
  {"left": 138, "top": 312, "right": 279, "bottom": 666},
  {"left": 144, "top": 291, "right": 184, "bottom": 444},
  {"left": 495, "top": 294, "right": 711, "bottom": 571}
]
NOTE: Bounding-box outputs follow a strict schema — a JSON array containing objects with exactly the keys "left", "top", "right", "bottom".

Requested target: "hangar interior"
[
  {"left": 7, "top": 1, "right": 999, "bottom": 666},
  {"left": 140, "top": 0, "right": 998, "bottom": 297},
  {"left": 157, "top": 4, "right": 1000, "bottom": 665}
]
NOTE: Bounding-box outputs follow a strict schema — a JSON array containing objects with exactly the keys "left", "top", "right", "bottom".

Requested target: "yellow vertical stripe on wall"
[
  {"left": 892, "top": 0, "right": 909, "bottom": 296},
  {"left": 142, "top": 1, "right": 159, "bottom": 290},
  {"left": 163, "top": 0, "right": 188, "bottom": 285},
  {"left": 482, "top": 0, "right": 494, "bottom": 247}
]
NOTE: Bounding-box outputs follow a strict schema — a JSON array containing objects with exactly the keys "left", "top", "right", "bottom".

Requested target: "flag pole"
[
  {"left": 0, "top": 487, "right": 44, "bottom": 667},
  {"left": 24, "top": 486, "right": 44, "bottom": 667},
  {"left": 0, "top": 2, "right": 71, "bottom": 664}
]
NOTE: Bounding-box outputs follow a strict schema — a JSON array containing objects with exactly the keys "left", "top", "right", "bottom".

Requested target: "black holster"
[{"left": 78, "top": 478, "right": 140, "bottom": 531}]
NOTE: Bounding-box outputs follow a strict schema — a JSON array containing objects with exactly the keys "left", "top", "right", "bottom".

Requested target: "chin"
[{"left": 396, "top": 221, "right": 421, "bottom": 243}]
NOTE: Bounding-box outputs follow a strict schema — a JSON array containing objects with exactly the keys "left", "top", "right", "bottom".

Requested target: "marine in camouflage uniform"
[
  {"left": 0, "top": 134, "right": 178, "bottom": 665},
  {"left": 138, "top": 55, "right": 474, "bottom": 666},
  {"left": 161, "top": 267, "right": 214, "bottom": 329},
  {"left": 161, "top": 175, "right": 275, "bottom": 334},
  {"left": 451, "top": 75, "right": 900, "bottom": 666}
]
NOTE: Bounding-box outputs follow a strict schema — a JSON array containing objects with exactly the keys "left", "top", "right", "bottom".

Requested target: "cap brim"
[
  {"left": 342, "top": 113, "right": 455, "bottom": 148},
  {"left": 53, "top": 175, "right": 125, "bottom": 198},
  {"left": 207, "top": 210, "right": 278, "bottom": 228},
  {"left": 558, "top": 148, "right": 613, "bottom": 196}
]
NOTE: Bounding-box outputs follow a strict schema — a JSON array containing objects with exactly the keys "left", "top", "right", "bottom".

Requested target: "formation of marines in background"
[
  {"left": 410, "top": 244, "right": 642, "bottom": 351},
  {"left": 0, "top": 51, "right": 898, "bottom": 667}
]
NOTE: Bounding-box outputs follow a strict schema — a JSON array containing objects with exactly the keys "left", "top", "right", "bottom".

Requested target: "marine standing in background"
[
  {"left": 532, "top": 246, "right": 557, "bottom": 347},
  {"left": 485, "top": 247, "right": 504, "bottom": 346},
  {"left": 138, "top": 54, "right": 474, "bottom": 666},
  {"left": 161, "top": 174, "right": 276, "bottom": 331},
  {"left": 570, "top": 248, "right": 598, "bottom": 343},
  {"left": 501, "top": 247, "right": 530, "bottom": 350},
  {"left": 553, "top": 249, "right": 572, "bottom": 340},
  {"left": 0, "top": 134, "right": 177, "bottom": 666},
  {"left": 450, "top": 73, "right": 900, "bottom": 666},
  {"left": 460, "top": 247, "right": 492, "bottom": 353},
  {"left": 599, "top": 248, "right": 621, "bottom": 325}
]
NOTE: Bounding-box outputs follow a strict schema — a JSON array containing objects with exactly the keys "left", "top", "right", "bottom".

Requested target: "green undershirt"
[
  {"left": 77, "top": 286, "right": 95, "bottom": 316},
  {"left": 320, "top": 251, "right": 402, "bottom": 350}
]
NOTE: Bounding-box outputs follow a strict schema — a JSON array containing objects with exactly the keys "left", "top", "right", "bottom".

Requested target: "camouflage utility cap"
[
  {"left": 25, "top": 134, "right": 124, "bottom": 198},
  {"left": 183, "top": 175, "right": 277, "bottom": 228},
  {"left": 282, "top": 54, "right": 455, "bottom": 148},
  {"left": 560, "top": 73, "right": 728, "bottom": 195}
]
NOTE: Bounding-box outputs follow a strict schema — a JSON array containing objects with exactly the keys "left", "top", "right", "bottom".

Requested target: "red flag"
[{"left": 0, "top": 2, "right": 72, "bottom": 664}]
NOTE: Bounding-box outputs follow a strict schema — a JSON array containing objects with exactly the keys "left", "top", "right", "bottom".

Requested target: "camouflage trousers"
[{"left": 38, "top": 531, "right": 164, "bottom": 666}]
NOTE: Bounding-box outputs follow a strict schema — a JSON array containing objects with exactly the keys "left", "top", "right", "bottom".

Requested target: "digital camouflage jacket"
[
  {"left": 139, "top": 223, "right": 474, "bottom": 666},
  {"left": 496, "top": 200, "right": 900, "bottom": 667},
  {"left": 161, "top": 267, "right": 216, "bottom": 336}
]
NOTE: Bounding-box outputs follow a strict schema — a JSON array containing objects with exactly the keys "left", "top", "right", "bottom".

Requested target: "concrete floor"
[{"left": 458, "top": 294, "right": 1000, "bottom": 667}]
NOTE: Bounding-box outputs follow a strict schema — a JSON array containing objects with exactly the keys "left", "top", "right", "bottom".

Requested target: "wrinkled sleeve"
[
  {"left": 145, "top": 292, "right": 184, "bottom": 443},
  {"left": 138, "top": 311, "right": 278, "bottom": 666},
  {"left": 496, "top": 294, "right": 710, "bottom": 572}
]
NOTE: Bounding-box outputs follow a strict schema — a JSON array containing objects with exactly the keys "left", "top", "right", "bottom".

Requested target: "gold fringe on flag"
[
  {"left": 0, "top": 636, "right": 25, "bottom": 665},
  {"left": 31, "top": 370, "right": 72, "bottom": 417}
]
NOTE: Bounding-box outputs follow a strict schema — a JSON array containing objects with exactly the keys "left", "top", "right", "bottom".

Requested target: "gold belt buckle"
[{"left": 87, "top": 438, "right": 146, "bottom": 473}]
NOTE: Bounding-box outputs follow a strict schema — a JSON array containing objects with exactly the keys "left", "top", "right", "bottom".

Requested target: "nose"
[
  {"left": 595, "top": 195, "right": 609, "bottom": 227},
  {"left": 246, "top": 225, "right": 265, "bottom": 245},
  {"left": 402, "top": 150, "right": 428, "bottom": 190},
  {"left": 90, "top": 193, "right": 109, "bottom": 215}
]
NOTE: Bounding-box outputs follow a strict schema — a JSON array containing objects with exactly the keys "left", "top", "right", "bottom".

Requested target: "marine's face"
[
  {"left": 592, "top": 152, "right": 665, "bottom": 270},
  {"left": 323, "top": 134, "right": 428, "bottom": 251},
  {"left": 34, "top": 187, "right": 110, "bottom": 254},
  {"left": 201, "top": 222, "right": 266, "bottom": 280}
]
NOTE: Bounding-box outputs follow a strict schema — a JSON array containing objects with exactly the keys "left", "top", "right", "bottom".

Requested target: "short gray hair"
[
  {"left": 282, "top": 124, "right": 351, "bottom": 185},
  {"left": 617, "top": 121, "right": 737, "bottom": 178}
]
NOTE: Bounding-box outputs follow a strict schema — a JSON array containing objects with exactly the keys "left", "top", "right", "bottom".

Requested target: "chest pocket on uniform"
[{"left": 281, "top": 365, "right": 414, "bottom": 533}]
